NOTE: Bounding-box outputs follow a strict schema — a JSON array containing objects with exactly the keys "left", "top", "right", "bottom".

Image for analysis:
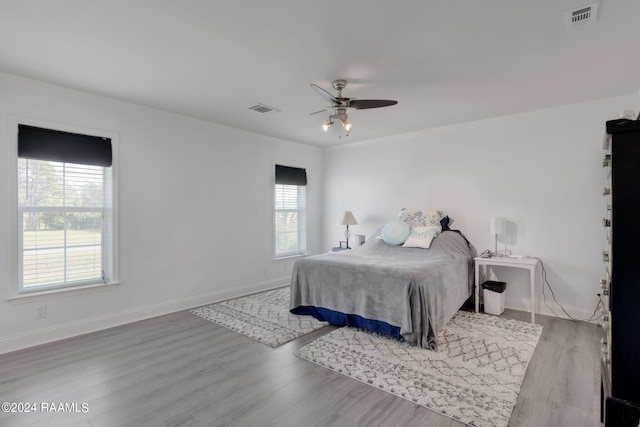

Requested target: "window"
[
  {"left": 13, "top": 123, "right": 117, "bottom": 295},
  {"left": 274, "top": 164, "right": 307, "bottom": 258}
]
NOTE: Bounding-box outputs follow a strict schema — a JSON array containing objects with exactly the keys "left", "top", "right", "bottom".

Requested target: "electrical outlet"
[{"left": 36, "top": 305, "right": 47, "bottom": 319}]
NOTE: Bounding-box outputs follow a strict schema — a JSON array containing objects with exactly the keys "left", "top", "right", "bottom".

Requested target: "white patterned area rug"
[
  {"left": 190, "top": 286, "right": 327, "bottom": 347},
  {"left": 295, "top": 311, "right": 542, "bottom": 427}
]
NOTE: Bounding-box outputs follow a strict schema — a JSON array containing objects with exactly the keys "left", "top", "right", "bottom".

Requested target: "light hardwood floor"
[{"left": 0, "top": 307, "right": 601, "bottom": 427}]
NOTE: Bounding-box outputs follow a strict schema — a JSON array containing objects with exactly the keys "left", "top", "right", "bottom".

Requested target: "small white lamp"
[
  {"left": 340, "top": 211, "right": 358, "bottom": 249},
  {"left": 489, "top": 217, "right": 506, "bottom": 256}
]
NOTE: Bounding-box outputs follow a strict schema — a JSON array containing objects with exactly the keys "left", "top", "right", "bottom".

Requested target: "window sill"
[
  {"left": 273, "top": 254, "right": 306, "bottom": 262},
  {"left": 8, "top": 281, "right": 121, "bottom": 304}
]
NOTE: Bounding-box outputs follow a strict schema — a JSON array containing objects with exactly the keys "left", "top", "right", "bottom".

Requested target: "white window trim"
[
  {"left": 7, "top": 116, "right": 120, "bottom": 301},
  {"left": 272, "top": 161, "right": 307, "bottom": 260}
]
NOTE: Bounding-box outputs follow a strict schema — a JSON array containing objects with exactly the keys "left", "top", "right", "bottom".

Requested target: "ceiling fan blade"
[
  {"left": 310, "top": 83, "right": 338, "bottom": 103},
  {"left": 348, "top": 99, "right": 398, "bottom": 109}
]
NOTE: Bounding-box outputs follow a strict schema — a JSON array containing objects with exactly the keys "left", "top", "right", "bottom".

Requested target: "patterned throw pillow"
[
  {"left": 381, "top": 219, "right": 411, "bottom": 246},
  {"left": 402, "top": 226, "right": 440, "bottom": 249},
  {"left": 399, "top": 208, "right": 443, "bottom": 231}
]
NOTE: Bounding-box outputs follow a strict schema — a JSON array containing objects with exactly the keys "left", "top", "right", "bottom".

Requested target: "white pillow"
[
  {"left": 402, "top": 226, "right": 440, "bottom": 249},
  {"left": 399, "top": 208, "right": 443, "bottom": 231}
]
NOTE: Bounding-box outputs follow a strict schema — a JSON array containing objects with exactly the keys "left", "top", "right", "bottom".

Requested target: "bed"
[{"left": 289, "top": 227, "right": 474, "bottom": 350}]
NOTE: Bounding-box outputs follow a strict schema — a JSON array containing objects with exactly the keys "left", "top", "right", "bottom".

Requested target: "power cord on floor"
[{"left": 538, "top": 258, "right": 602, "bottom": 323}]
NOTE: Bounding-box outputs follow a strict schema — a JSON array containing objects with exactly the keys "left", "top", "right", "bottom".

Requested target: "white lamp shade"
[
  {"left": 489, "top": 217, "right": 506, "bottom": 235},
  {"left": 340, "top": 211, "right": 358, "bottom": 226}
]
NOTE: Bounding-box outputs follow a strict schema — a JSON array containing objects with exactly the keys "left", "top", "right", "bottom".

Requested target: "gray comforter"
[{"left": 290, "top": 230, "right": 474, "bottom": 349}]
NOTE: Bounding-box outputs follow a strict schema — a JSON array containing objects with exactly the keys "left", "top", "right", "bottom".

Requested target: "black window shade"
[
  {"left": 275, "top": 164, "right": 307, "bottom": 186},
  {"left": 18, "top": 124, "right": 112, "bottom": 167}
]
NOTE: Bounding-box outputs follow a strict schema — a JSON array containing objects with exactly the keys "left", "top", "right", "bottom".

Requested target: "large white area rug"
[
  {"left": 295, "top": 310, "right": 542, "bottom": 427},
  {"left": 190, "top": 286, "right": 327, "bottom": 347}
]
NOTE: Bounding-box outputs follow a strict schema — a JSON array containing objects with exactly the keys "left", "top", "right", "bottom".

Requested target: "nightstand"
[
  {"left": 474, "top": 256, "right": 540, "bottom": 323},
  {"left": 331, "top": 247, "right": 349, "bottom": 252}
]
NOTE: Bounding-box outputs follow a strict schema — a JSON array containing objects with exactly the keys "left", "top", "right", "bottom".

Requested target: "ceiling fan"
[{"left": 310, "top": 79, "right": 398, "bottom": 136}]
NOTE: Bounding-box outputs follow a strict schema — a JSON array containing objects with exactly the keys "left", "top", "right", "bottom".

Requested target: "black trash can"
[{"left": 481, "top": 280, "right": 507, "bottom": 315}]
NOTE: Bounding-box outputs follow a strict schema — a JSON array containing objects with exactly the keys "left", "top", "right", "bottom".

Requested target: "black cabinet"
[{"left": 601, "top": 119, "right": 640, "bottom": 426}]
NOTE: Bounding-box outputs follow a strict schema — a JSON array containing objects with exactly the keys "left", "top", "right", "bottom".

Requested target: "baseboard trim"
[
  {"left": 0, "top": 277, "right": 289, "bottom": 355},
  {"left": 505, "top": 296, "right": 599, "bottom": 323}
]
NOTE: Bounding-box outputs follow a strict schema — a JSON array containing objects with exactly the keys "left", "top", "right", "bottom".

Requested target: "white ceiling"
[{"left": 1, "top": 0, "right": 639, "bottom": 147}]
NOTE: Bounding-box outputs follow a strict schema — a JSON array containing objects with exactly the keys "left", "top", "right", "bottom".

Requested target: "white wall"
[
  {"left": 0, "top": 72, "right": 322, "bottom": 353},
  {"left": 2, "top": 69, "right": 638, "bottom": 353},
  {"left": 322, "top": 94, "right": 640, "bottom": 319}
]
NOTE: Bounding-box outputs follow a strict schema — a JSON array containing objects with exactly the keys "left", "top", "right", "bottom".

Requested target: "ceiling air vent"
[
  {"left": 566, "top": 2, "right": 599, "bottom": 31},
  {"left": 248, "top": 103, "right": 280, "bottom": 114}
]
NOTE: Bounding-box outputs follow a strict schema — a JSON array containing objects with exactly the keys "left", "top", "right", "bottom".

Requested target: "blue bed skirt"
[{"left": 290, "top": 306, "right": 402, "bottom": 340}]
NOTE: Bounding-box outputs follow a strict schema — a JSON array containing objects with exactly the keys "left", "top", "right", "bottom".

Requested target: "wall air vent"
[
  {"left": 248, "top": 103, "right": 281, "bottom": 114},
  {"left": 566, "top": 2, "right": 599, "bottom": 31}
]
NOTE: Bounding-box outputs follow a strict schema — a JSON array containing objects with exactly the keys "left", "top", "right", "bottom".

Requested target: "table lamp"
[
  {"left": 340, "top": 211, "right": 358, "bottom": 249},
  {"left": 489, "top": 217, "right": 506, "bottom": 256}
]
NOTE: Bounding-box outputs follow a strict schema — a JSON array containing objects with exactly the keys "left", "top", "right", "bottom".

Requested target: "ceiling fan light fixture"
[{"left": 310, "top": 79, "right": 397, "bottom": 138}]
